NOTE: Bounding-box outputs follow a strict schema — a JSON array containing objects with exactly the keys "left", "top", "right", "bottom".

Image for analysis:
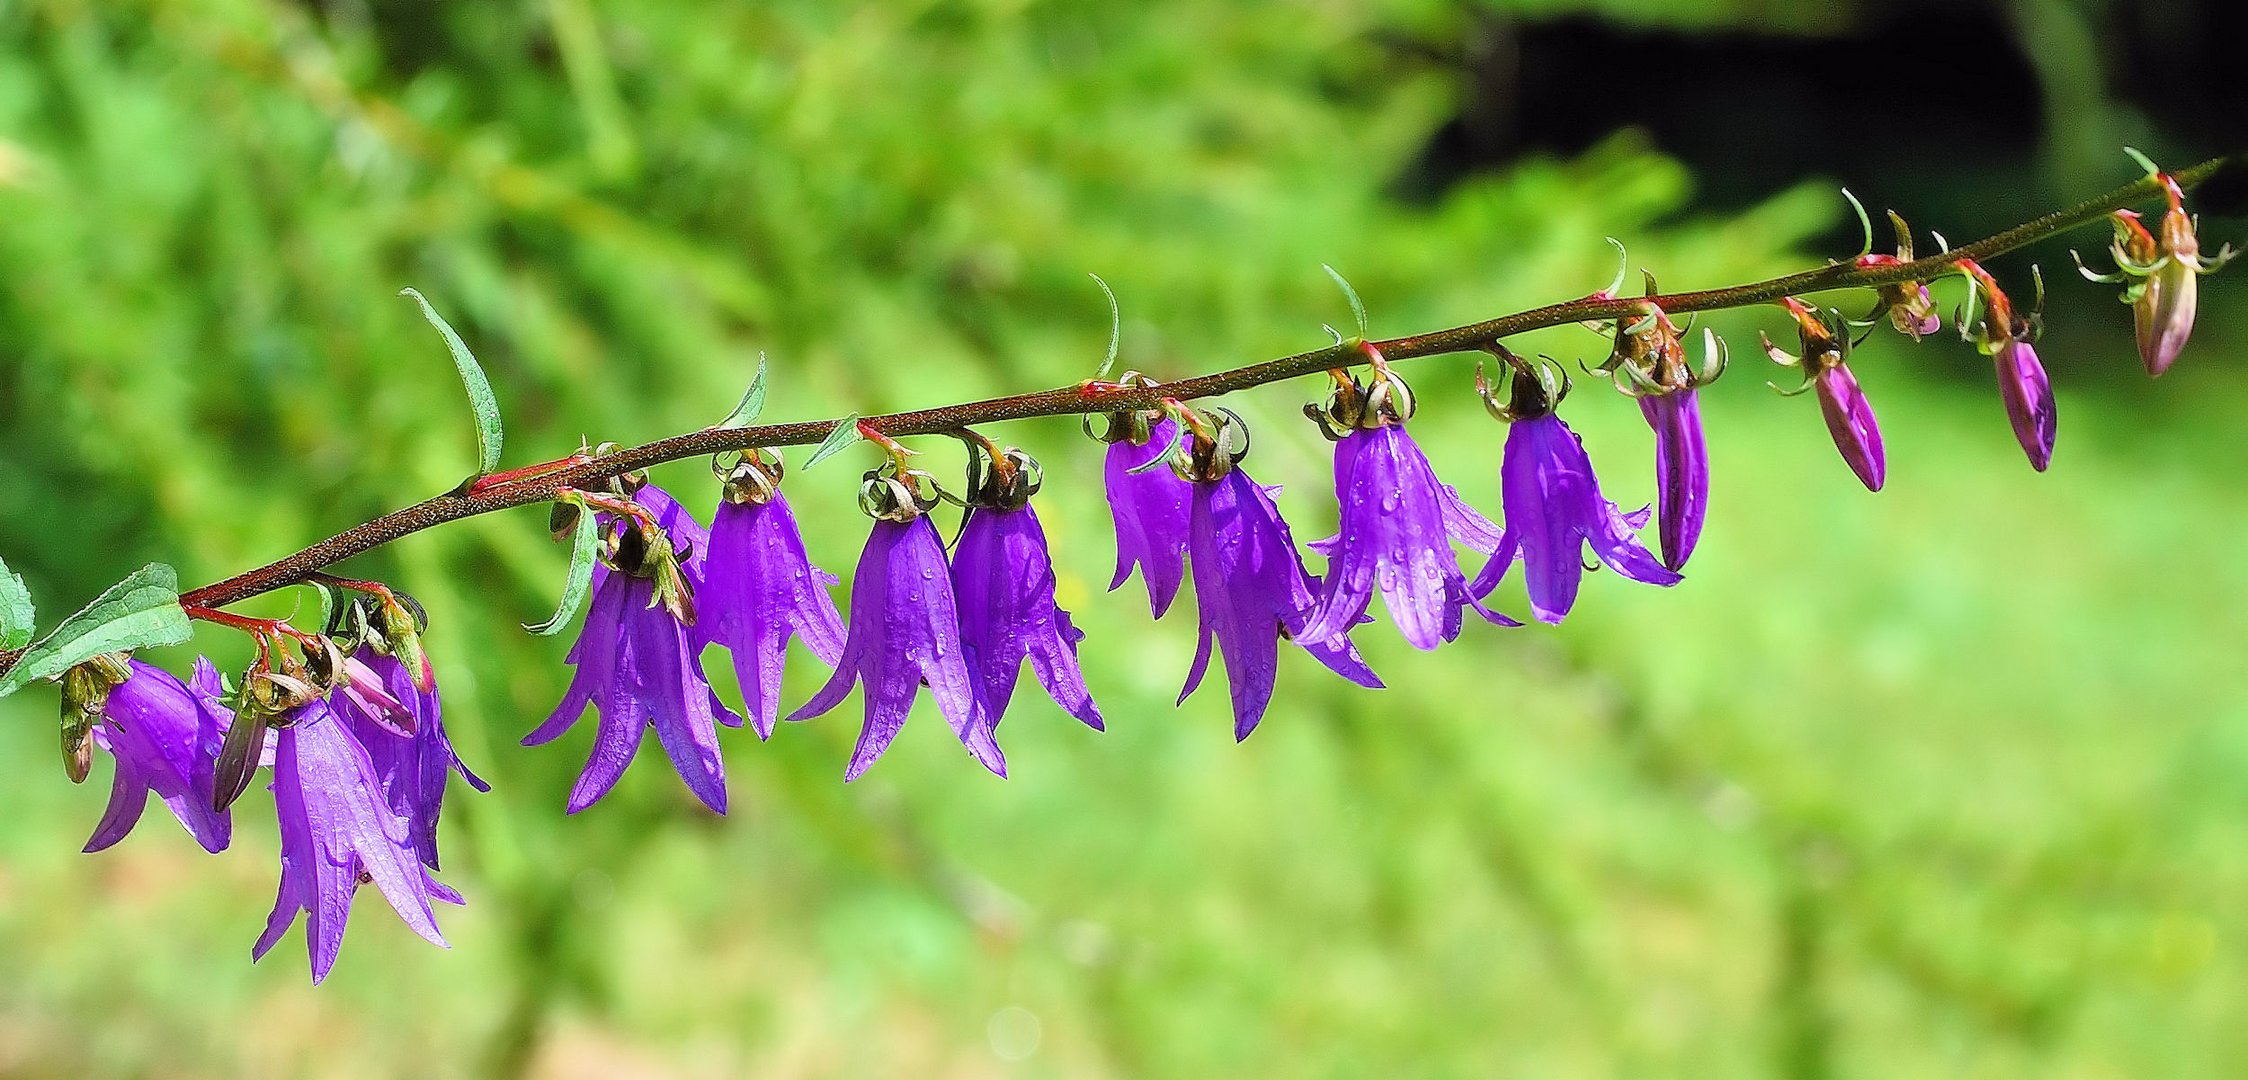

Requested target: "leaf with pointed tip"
[
  {"left": 1322, "top": 263, "right": 1369, "bottom": 340},
  {"left": 0, "top": 563, "right": 192, "bottom": 697},
  {"left": 0, "top": 554, "right": 31, "bottom": 651},
  {"left": 400, "top": 287, "right": 505, "bottom": 475},
  {"left": 525, "top": 500, "right": 601, "bottom": 635},
  {"left": 1090, "top": 274, "right": 1122, "bottom": 379},
  {"left": 804, "top": 414, "right": 863, "bottom": 469},
  {"left": 715, "top": 353, "right": 770, "bottom": 428}
]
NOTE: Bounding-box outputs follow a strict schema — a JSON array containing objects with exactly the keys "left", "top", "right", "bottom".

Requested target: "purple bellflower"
[
  {"left": 527, "top": 488, "right": 742, "bottom": 814},
  {"left": 952, "top": 447, "right": 1103, "bottom": 730},
  {"left": 1959, "top": 260, "right": 2056, "bottom": 471},
  {"left": 1300, "top": 365, "right": 1517, "bottom": 651},
  {"left": 1174, "top": 421, "right": 1382, "bottom": 740},
  {"left": 701, "top": 453, "right": 848, "bottom": 738},
  {"left": 790, "top": 466, "right": 1006, "bottom": 780},
  {"left": 1600, "top": 297, "right": 1717, "bottom": 572},
  {"left": 70, "top": 656, "right": 232, "bottom": 854},
  {"left": 254, "top": 698, "right": 454, "bottom": 985},
  {"left": 334, "top": 649, "right": 487, "bottom": 872},
  {"left": 1766, "top": 298, "right": 1886, "bottom": 491},
  {"left": 1472, "top": 356, "right": 1682, "bottom": 624},
  {"left": 1102, "top": 411, "right": 1193, "bottom": 617}
]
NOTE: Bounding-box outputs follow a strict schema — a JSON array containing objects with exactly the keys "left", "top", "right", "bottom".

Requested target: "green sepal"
[
  {"left": 526, "top": 494, "right": 601, "bottom": 636},
  {"left": 0, "top": 553, "right": 32, "bottom": 651},
  {"left": 400, "top": 287, "right": 506, "bottom": 476},
  {"left": 0, "top": 563, "right": 193, "bottom": 698},
  {"left": 714, "top": 353, "right": 770, "bottom": 428},
  {"left": 804, "top": 414, "right": 863, "bottom": 469}
]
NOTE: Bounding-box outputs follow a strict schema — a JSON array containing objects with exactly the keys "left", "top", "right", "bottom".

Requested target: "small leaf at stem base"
[
  {"left": 803, "top": 413, "right": 863, "bottom": 469},
  {"left": 714, "top": 353, "right": 770, "bottom": 429}
]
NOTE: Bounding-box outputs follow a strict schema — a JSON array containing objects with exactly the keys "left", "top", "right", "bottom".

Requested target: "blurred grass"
[{"left": 1, "top": 0, "right": 2244, "bottom": 1077}]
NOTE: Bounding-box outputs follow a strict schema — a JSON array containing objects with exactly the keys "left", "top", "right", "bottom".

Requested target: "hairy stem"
[{"left": 0, "top": 156, "right": 2229, "bottom": 679}]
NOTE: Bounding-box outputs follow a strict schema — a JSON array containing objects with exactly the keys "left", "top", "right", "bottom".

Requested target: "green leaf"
[
  {"left": 803, "top": 413, "right": 863, "bottom": 469},
  {"left": 525, "top": 500, "right": 601, "bottom": 636},
  {"left": 714, "top": 353, "right": 769, "bottom": 428},
  {"left": 400, "top": 287, "right": 506, "bottom": 475},
  {"left": 1090, "top": 273, "right": 1122, "bottom": 379},
  {"left": 0, "top": 554, "right": 33, "bottom": 651},
  {"left": 1322, "top": 263, "right": 1369, "bottom": 340},
  {"left": 0, "top": 563, "right": 193, "bottom": 697}
]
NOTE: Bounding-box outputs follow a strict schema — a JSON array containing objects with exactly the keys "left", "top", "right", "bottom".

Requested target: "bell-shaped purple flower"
[
  {"left": 790, "top": 514, "right": 1006, "bottom": 781},
  {"left": 83, "top": 659, "right": 232, "bottom": 854},
  {"left": 527, "top": 489, "right": 742, "bottom": 815},
  {"left": 1815, "top": 363, "right": 1886, "bottom": 492},
  {"left": 702, "top": 466, "right": 847, "bottom": 738},
  {"left": 1103, "top": 415, "right": 1193, "bottom": 617},
  {"left": 954, "top": 501, "right": 1102, "bottom": 731},
  {"left": 1302, "top": 423, "right": 1516, "bottom": 651},
  {"left": 1181, "top": 466, "right": 1381, "bottom": 740},
  {"left": 335, "top": 650, "right": 487, "bottom": 872},
  {"left": 1994, "top": 339, "right": 2055, "bottom": 472},
  {"left": 253, "top": 700, "right": 454, "bottom": 985},
  {"left": 1471, "top": 411, "right": 1681, "bottom": 624},
  {"left": 1637, "top": 390, "right": 1708, "bottom": 572}
]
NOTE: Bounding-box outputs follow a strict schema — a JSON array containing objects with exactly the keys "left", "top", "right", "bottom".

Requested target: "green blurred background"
[{"left": 3, "top": 1, "right": 2244, "bottom": 1076}]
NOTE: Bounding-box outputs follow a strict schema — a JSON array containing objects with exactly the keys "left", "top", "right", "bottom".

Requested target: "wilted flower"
[
  {"left": 952, "top": 446, "right": 1102, "bottom": 730},
  {"left": 67, "top": 656, "right": 231, "bottom": 854},
  {"left": 701, "top": 452, "right": 847, "bottom": 738},
  {"left": 1471, "top": 355, "right": 1681, "bottom": 623},
  {"left": 1597, "top": 289, "right": 1719, "bottom": 572},
  {"left": 335, "top": 649, "right": 487, "bottom": 873},
  {"left": 1958, "top": 260, "right": 2056, "bottom": 471},
  {"left": 790, "top": 465, "right": 1006, "bottom": 780},
  {"left": 1765, "top": 298, "right": 1886, "bottom": 491},
  {"left": 1300, "top": 363, "right": 1516, "bottom": 651},
  {"left": 2079, "top": 172, "right": 2236, "bottom": 377},
  {"left": 1174, "top": 415, "right": 1381, "bottom": 740},
  {"left": 1101, "top": 410, "right": 1193, "bottom": 617},
  {"left": 526, "top": 489, "right": 741, "bottom": 814},
  {"left": 253, "top": 699, "right": 455, "bottom": 984}
]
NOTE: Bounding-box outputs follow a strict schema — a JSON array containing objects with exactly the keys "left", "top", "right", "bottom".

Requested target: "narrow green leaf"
[
  {"left": 0, "top": 554, "right": 33, "bottom": 651},
  {"left": 714, "top": 353, "right": 770, "bottom": 428},
  {"left": 0, "top": 563, "right": 193, "bottom": 697},
  {"left": 1089, "top": 273, "right": 1122, "bottom": 378},
  {"left": 400, "top": 287, "right": 506, "bottom": 475},
  {"left": 525, "top": 502, "right": 601, "bottom": 636},
  {"left": 803, "top": 413, "right": 863, "bottom": 469},
  {"left": 1322, "top": 263, "right": 1369, "bottom": 340}
]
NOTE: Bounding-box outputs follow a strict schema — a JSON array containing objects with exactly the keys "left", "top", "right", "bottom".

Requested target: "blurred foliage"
[{"left": 1, "top": 0, "right": 2244, "bottom": 1077}]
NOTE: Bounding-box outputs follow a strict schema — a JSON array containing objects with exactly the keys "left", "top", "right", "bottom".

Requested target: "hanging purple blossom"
[
  {"left": 1102, "top": 414, "right": 1193, "bottom": 617},
  {"left": 1637, "top": 390, "right": 1709, "bottom": 572},
  {"left": 1471, "top": 360, "right": 1680, "bottom": 624},
  {"left": 1181, "top": 463, "right": 1381, "bottom": 740},
  {"left": 82, "top": 658, "right": 232, "bottom": 854},
  {"left": 335, "top": 650, "right": 488, "bottom": 873},
  {"left": 1302, "top": 419, "right": 1515, "bottom": 652},
  {"left": 526, "top": 497, "right": 741, "bottom": 815},
  {"left": 253, "top": 699, "right": 455, "bottom": 985},
  {"left": 952, "top": 451, "right": 1102, "bottom": 730},
  {"left": 702, "top": 456, "right": 847, "bottom": 739},
  {"left": 1815, "top": 364, "right": 1886, "bottom": 492},
  {"left": 1993, "top": 339, "right": 2056, "bottom": 472},
  {"left": 791, "top": 512, "right": 1006, "bottom": 780}
]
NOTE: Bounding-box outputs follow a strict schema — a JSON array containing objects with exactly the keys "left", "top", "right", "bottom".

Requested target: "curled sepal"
[
  {"left": 525, "top": 493, "right": 601, "bottom": 636},
  {"left": 0, "top": 563, "right": 193, "bottom": 699},
  {"left": 399, "top": 288, "right": 505, "bottom": 478}
]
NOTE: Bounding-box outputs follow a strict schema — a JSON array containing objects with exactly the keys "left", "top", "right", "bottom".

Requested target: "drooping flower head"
[
  {"left": 952, "top": 441, "right": 1102, "bottom": 731},
  {"left": 254, "top": 697, "right": 455, "bottom": 985},
  {"left": 1471, "top": 351, "right": 1682, "bottom": 624},
  {"left": 1958, "top": 260, "right": 2056, "bottom": 471},
  {"left": 1168, "top": 408, "right": 1381, "bottom": 740},
  {"left": 61, "top": 654, "right": 231, "bottom": 854},
  {"left": 789, "top": 451, "right": 1006, "bottom": 781},
  {"left": 2079, "top": 170, "right": 2236, "bottom": 377},
  {"left": 1300, "top": 350, "right": 1518, "bottom": 651},
  {"left": 526, "top": 482, "right": 742, "bottom": 814},
  {"left": 1596, "top": 281, "right": 1719, "bottom": 571},
  {"left": 1765, "top": 297, "right": 1886, "bottom": 492},
  {"left": 1097, "top": 383, "right": 1193, "bottom": 618},
  {"left": 701, "top": 451, "right": 847, "bottom": 738}
]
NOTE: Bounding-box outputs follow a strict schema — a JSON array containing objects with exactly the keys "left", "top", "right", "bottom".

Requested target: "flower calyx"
[
  {"left": 958, "top": 433, "right": 1044, "bottom": 512},
  {"left": 714, "top": 448, "right": 786, "bottom": 506},
  {"left": 1304, "top": 341, "right": 1416, "bottom": 440},
  {"left": 1853, "top": 210, "right": 1942, "bottom": 339},
  {"left": 605, "top": 512, "right": 696, "bottom": 624},
  {"left": 1956, "top": 258, "right": 2039, "bottom": 355},
  {"left": 58, "top": 652, "right": 133, "bottom": 783},
  {"left": 1763, "top": 297, "right": 1851, "bottom": 395},
  {"left": 1594, "top": 275, "right": 1723, "bottom": 400},
  {"left": 1477, "top": 345, "right": 1570, "bottom": 423},
  {"left": 1172, "top": 405, "right": 1251, "bottom": 483},
  {"left": 1087, "top": 372, "right": 1168, "bottom": 447}
]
